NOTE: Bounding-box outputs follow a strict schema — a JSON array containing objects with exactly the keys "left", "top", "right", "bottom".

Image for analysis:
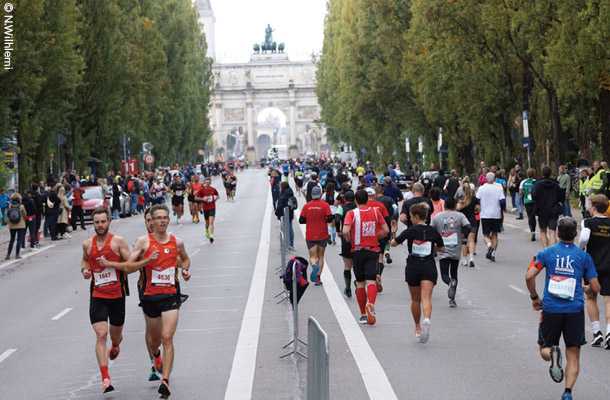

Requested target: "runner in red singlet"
[
  {"left": 81, "top": 207, "right": 156, "bottom": 393},
  {"left": 195, "top": 177, "right": 219, "bottom": 243},
  {"left": 102, "top": 204, "right": 191, "bottom": 398},
  {"left": 188, "top": 175, "right": 202, "bottom": 224}
]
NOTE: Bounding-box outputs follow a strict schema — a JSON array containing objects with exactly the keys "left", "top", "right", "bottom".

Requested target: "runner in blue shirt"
[{"left": 526, "top": 217, "right": 600, "bottom": 400}]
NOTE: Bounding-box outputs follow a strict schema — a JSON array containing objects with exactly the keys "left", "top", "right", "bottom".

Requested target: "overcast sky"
[{"left": 212, "top": 0, "right": 327, "bottom": 63}]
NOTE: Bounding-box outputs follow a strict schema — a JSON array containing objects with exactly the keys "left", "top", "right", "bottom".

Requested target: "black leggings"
[
  {"left": 439, "top": 258, "right": 459, "bottom": 286},
  {"left": 525, "top": 203, "right": 537, "bottom": 233}
]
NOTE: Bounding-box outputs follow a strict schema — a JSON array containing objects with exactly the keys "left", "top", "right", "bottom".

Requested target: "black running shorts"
[
  {"left": 340, "top": 238, "right": 352, "bottom": 259},
  {"left": 89, "top": 297, "right": 126, "bottom": 326},
  {"left": 306, "top": 240, "right": 328, "bottom": 249},
  {"left": 140, "top": 295, "right": 181, "bottom": 319},
  {"left": 538, "top": 311, "right": 585, "bottom": 348},
  {"left": 172, "top": 196, "right": 184, "bottom": 207},
  {"left": 352, "top": 250, "right": 379, "bottom": 282},
  {"left": 481, "top": 218, "right": 502, "bottom": 236},
  {"left": 597, "top": 272, "right": 610, "bottom": 296},
  {"left": 538, "top": 214, "right": 558, "bottom": 231},
  {"left": 405, "top": 263, "right": 438, "bottom": 287},
  {"left": 203, "top": 209, "right": 216, "bottom": 219}
]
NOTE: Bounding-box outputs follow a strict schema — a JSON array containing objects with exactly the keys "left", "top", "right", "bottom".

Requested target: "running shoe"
[
  {"left": 209, "top": 237, "right": 214, "bottom": 244},
  {"left": 469, "top": 260, "right": 475, "bottom": 268},
  {"left": 448, "top": 279, "right": 457, "bottom": 300},
  {"left": 365, "top": 303, "right": 376, "bottom": 325},
  {"left": 376, "top": 275, "right": 383, "bottom": 293},
  {"left": 419, "top": 319, "right": 431, "bottom": 343},
  {"left": 561, "top": 392, "right": 573, "bottom": 400},
  {"left": 604, "top": 333, "right": 610, "bottom": 350},
  {"left": 158, "top": 379, "right": 171, "bottom": 398},
  {"left": 358, "top": 315, "right": 368, "bottom": 324},
  {"left": 549, "top": 345, "right": 564, "bottom": 383},
  {"left": 449, "top": 299, "right": 457, "bottom": 308},
  {"left": 310, "top": 264, "right": 320, "bottom": 282},
  {"left": 108, "top": 345, "right": 120, "bottom": 361},
  {"left": 531, "top": 233, "right": 536, "bottom": 242},
  {"left": 385, "top": 253, "right": 392, "bottom": 264},
  {"left": 102, "top": 378, "right": 114, "bottom": 393},
  {"left": 148, "top": 366, "right": 160, "bottom": 382},
  {"left": 344, "top": 287, "right": 352, "bottom": 298},
  {"left": 485, "top": 247, "right": 493, "bottom": 261},
  {"left": 591, "top": 331, "right": 604, "bottom": 347},
  {"left": 314, "top": 279, "right": 323, "bottom": 286}
]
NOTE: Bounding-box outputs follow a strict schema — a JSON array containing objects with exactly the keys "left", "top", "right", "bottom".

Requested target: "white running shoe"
[{"left": 419, "top": 319, "right": 431, "bottom": 343}]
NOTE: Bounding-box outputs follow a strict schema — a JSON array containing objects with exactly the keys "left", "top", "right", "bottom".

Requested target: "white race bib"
[
  {"left": 94, "top": 268, "right": 118, "bottom": 287},
  {"left": 412, "top": 240, "right": 432, "bottom": 257},
  {"left": 152, "top": 267, "right": 176, "bottom": 286},
  {"left": 548, "top": 275, "right": 576, "bottom": 300},
  {"left": 442, "top": 233, "right": 458, "bottom": 246},
  {"left": 175, "top": 190, "right": 183, "bottom": 196}
]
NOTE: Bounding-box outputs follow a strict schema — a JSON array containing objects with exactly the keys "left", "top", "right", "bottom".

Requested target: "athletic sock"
[
  {"left": 592, "top": 320, "right": 601, "bottom": 333},
  {"left": 343, "top": 270, "right": 351, "bottom": 289},
  {"left": 100, "top": 365, "right": 110, "bottom": 380},
  {"left": 366, "top": 283, "right": 378, "bottom": 305},
  {"left": 355, "top": 287, "right": 366, "bottom": 314},
  {"left": 468, "top": 254, "right": 474, "bottom": 262},
  {"left": 607, "top": 324, "right": 610, "bottom": 335},
  {"left": 377, "top": 263, "right": 384, "bottom": 276}
]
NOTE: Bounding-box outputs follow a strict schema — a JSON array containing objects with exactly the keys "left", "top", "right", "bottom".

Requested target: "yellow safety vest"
[
  {"left": 589, "top": 169, "right": 606, "bottom": 192},
  {"left": 579, "top": 178, "right": 590, "bottom": 196}
]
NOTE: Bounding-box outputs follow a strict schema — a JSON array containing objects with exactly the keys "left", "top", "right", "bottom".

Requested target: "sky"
[{"left": 211, "top": 0, "right": 327, "bottom": 63}]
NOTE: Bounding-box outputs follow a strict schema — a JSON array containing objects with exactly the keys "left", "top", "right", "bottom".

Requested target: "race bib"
[
  {"left": 362, "top": 221, "right": 376, "bottom": 237},
  {"left": 412, "top": 240, "right": 432, "bottom": 257},
  {"left": 175, "top": 190, "right": 183, "bottom": 196},
  {"left": 548, "top": 275, "right": 576, "bottom": 300},
  {"left": 442, "top": 233, "right": 458, "bottom": 246},
  {"left": 94, "top": 267, "right": 118, "bottom": 287},
  {"left": 152, "top": 267, "right": 176, "bottom": 286}
]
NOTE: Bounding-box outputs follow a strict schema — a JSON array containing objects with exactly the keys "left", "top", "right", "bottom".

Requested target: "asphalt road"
[{"left": 0, "top": 169, "right": 608, "bottom": 400}]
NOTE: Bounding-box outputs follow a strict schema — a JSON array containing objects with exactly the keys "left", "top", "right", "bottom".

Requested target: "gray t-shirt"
[{"left": 430, "top": 210, "right": 471, "bottom": 259}]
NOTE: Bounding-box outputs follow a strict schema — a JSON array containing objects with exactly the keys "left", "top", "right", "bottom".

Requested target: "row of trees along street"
[
  {"left": 317, "top": 0, "right": 610, "bottom": 171},
  {"left": 0, "top": 0, "right": 213, "bottom": 191}
]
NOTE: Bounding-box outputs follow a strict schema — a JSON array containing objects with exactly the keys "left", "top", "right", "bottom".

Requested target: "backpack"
[
  {"left": 7, "top": 205, "right": 21, "bottom": 224},
  {"left": 287, "top": 195, "right": 298, "bottom": 210},
  {"left": 522, "top": 178, "right": 535, "bottom": 205},
  {"left": 282, "top": 257, "right": 309, "bottom": 289}
]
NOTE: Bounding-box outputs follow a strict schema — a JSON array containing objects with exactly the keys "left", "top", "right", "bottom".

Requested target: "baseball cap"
[
  {"left": 365, "top": 187, "right": 375, "bottom": 196},
  {"left": 311, "top": 186, "right": 322, "bottom": 199}
]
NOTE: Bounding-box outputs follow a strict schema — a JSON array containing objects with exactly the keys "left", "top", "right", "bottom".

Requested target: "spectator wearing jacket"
[
  {"left": 0, "top": 188, "right": 9, "bottom": 226},
  {"left": 5, "top": 193, "right": 26, "bottom": 259}
]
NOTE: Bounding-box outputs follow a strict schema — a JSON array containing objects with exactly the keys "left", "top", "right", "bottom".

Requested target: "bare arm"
[
  {"left": 81, "top": 240, "right": 91, "bottom": 279},
  {"left": 99, "top": 236, "right": 157, "bottom": 273},
  {"left": 176, "top": 238, "right": 191, "bottom": 281},
  {"left": 525, "top": 261, "right": 543, "bottom": 310},
  {"left": 377, "top": 221, "right": 389, "bottom": 240}
]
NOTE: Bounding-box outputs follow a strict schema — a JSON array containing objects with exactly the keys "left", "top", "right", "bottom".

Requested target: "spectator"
[
  {"left": 557, "top": 164, "right": 572, "bottom": 217},
  {"left": 21, "top": 191, "right": 37, "bottom": 249},
  {"left": 45, "top": 187, "right": 60, "bottom": 240},
  {"left": 5, "top": 193, "right": 26, "bottom": 260},
  {"left": 57, "top": 185, "right": 71, "bottom": 239},
  {"left": 71, "top": 181, "right": 86, "bottom": 231},
  {"left": 30, "top": 184, "right": 43, "bottom": 247},
  {"left": 0, "top": 188, "right": 9, "bottom": 226},
  {"left": 111, "top": 179, "right": 122, "bottom": 218}
]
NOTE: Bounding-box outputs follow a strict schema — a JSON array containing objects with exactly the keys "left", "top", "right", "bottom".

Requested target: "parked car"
[
  {"left": 80, "top": 186, "right": 109, "bottom": 223},
  {"left": 395, "top": 170, "right": 413, "bottom": 190}
]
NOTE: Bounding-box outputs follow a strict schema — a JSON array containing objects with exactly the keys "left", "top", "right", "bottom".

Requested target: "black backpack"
[
  {"left": 287, "top": 195, "right": 298, "bottom": 210},
  {"left": 7, "top": 205, "right": 21, "bottom": 224}
]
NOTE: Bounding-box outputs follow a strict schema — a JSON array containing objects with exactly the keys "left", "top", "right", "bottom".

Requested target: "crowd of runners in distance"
[{"left": 269, "top": 157, "right": 610, "bottom": 400}]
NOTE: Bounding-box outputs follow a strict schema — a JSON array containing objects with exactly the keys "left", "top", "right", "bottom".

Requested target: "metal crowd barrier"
[{"left": 306, "top": 316, "right": 329, "bottom": 400}]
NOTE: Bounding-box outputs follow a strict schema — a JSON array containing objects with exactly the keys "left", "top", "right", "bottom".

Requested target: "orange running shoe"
[{"left": 365, "top": 303, "right": 376, "bottom": 325}]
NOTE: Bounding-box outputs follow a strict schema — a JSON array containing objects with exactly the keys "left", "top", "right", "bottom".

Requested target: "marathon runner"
[
  {"left": 579, "top": 194, "right": 610, "bottom": 348},
  {"left": 151, "top": 178, "right": 167, "bottom": 205},
  {"left": 520, "top": 168, "right": 538, "bottom": 242},
  {"left": 391, "top": 203, "right": 444, "bottom": 343},
  {"left": 101, "top": 204, "right": 191, "bottom": 398},
  {"left": 476, "top": 172, "right": 505, "bottom": 262},
  {"left": 338, "top": 190, "right": 357, "bottom": 297},
  {"left": 526, "top": 217, "right": 599, "bottom": 400},
  {"left": 299, "top": 186, "right": 333, "bottom": 286},
  {"left": 342, "top": 189, "right": 389, "bottom": 325},
  {"left": 80, "top": 207, "right": 156, "bottom": 393},
  {"left": 195, "top": 177, "right": 219, "bottom": 243},
  {"left": 399, "top": 182, "right": 433, "bottom": 227},
  {"left": 170, "top": 174, "right": 186, "bottom": 224},
  {"left": 188, "top": 175, "right": 202, "bottom": 223},
  {"left": 366, "top": 187, "right": 391, "bottom": 292},
  {"left": 456, "top": 178, "right": 479, "bottom": 268},
  {"left": 431, "top": 197, "right": 471, "bottom": 307}
]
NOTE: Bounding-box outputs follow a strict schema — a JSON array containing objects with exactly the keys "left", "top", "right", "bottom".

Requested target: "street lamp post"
[
  {"left": 437, "top": 127, "right": 443, "bottom": 171},
  {"left": 522, "top": 111, "right": 531, "bottom": 169}
]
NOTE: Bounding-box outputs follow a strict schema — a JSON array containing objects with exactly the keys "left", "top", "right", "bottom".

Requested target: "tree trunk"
[
  {"left": 600, "top": 88, "right": 610, "bottom": 161},
  {"left": 547, "top": 87, "right": 565, "bottom": 167}
]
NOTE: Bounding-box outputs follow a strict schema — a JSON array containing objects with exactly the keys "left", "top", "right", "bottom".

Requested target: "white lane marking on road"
[
  {"left": 191, "top": 248, "right": 201, "bottom": 257},
  {"left": 51, "top": 307, "right": 73, "bottom": 321},
  {"left": 0, "top": 244, "right": 56, "bottom": 270},
  {"left": 296, "top": 211, "right": 399, "bottom": 400},
  {"left": 224, "top": 190, "right": 272, "bottom": 400},
  {"left": 0, "top": 348, "right": 17, "bottom": 364},
  {"left": 509, "top": 284, "right": 526, "bottom": 295}
]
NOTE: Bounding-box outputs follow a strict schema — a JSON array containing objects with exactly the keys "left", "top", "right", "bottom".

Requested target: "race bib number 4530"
[{"left": 152, "top": 267, "right": 176, "bottom": 286}]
